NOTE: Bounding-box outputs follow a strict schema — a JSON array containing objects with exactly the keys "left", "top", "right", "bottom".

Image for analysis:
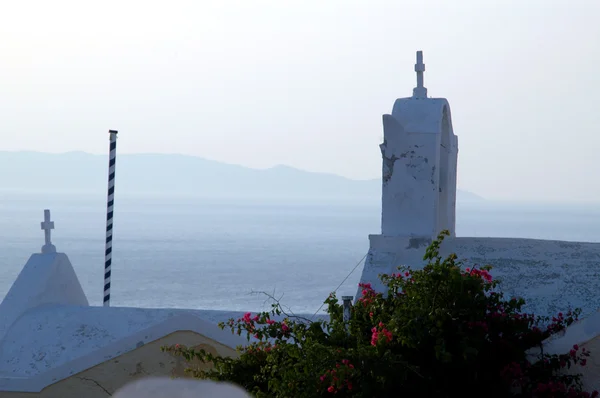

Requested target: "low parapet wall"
[{"left": 358, "top": 235, "right": 600, "bottom": 319}]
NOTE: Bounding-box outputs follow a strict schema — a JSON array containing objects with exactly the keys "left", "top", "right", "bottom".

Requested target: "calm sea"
[{"left": 1, "top": 192, "right": 599, "bottom": 314}]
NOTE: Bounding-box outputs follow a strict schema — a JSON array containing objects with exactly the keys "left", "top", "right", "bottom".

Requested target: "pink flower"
[
  {"left": 382, "top": 329, "right": 393, "bottom": 342},
  {"left": 464, "top": 268, "right": 493, "bottom": 282},
  {"left": 480, "top": 270, "right": 492, "bottom": 282},
  {"left": 242, "top": 312, "right": 253, "bottom": 323},
  {"left": 371, "top": 326, "right": 378, "bottom": 346},
  {"left": 281, "top": 322, "right": 290, "bottom": 332},
  {"left": 327, "top": 386, "right": 335, "bottom": 393},
  {"left": 371, "top": 323, "right": 393, "bottom": 346}
]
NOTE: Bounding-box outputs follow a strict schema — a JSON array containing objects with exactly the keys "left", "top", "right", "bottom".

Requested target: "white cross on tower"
[
  {"left": 412, "top": 50, "right": 428, "bottom": 99},
  {"left": 41, "top": 209, "right": 56, "bottom": 254}
]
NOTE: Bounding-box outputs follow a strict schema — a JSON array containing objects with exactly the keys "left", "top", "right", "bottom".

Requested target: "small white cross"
[
  {"left": 412, "top": 50, "right": 428, "bottom": 98},
  {"left": 41, "top": 209, "right": 56, "bottom": 254}
]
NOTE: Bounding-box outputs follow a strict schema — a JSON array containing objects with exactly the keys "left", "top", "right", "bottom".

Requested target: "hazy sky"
[{"left": 1, "top": 0, "right": 599, "bottom": 202}]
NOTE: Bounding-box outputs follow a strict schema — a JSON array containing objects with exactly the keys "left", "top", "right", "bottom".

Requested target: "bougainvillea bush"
[{"left": 163, "top": 231, "right": 598, "bottom": 397}]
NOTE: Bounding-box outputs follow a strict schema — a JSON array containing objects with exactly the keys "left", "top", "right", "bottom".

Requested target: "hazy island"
[{"left": 0, "top": 151, "right": 483, "bottom": 202}]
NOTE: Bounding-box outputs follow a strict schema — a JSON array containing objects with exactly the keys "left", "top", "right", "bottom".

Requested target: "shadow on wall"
[
  {"left": 114, "top": 378, "right": 250, "bottom": 398},
  {"left": 170, "top": 343, "right": 219, "bottom": 378}
]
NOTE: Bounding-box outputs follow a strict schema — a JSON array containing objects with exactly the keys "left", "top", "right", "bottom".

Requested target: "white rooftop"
[
  {"left": 0, "top": 210, "right": 88, "bottom": 341},
  {"left": 0, "top": 305, "right": 249, "bottom": 378},
  {"left": 0, "top": 210, "right": 321, "bottom": 393}
]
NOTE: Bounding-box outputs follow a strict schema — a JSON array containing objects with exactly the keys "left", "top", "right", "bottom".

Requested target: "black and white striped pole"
[{"left": 103, "top": 129, "right": 118, "bottom": 307}]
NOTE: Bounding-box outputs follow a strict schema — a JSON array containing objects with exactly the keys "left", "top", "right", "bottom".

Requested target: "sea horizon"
[{"left": 1, "top": 191, "right": 599, "bottom": 315}]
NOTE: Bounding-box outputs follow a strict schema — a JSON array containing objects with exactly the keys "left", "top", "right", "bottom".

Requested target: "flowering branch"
[{"left": 163, "top": 231, "right": 598, "bottom": 397}]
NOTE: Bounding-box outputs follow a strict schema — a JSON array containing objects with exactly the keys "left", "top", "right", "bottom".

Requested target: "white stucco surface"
[
  {"left": 379, "top": 52, "right": 458, "bottom": 239},
  {"left": 358, "top": 235, "right": 600, "bottom": 320},
  {"left": 390, "top": 98, "right": 452, "bottom": 135},
  {"left": 0, "top": 304, "right": 324, "bottom": 392},
  {"left": 0, "top": 252, "right": 88, "bottom": 341},
  {"left": 533, "top": 309, "right": 600, "bottom": 356},
  {"left": 0, "top": 306, "right": 244, "bottom": 392}
]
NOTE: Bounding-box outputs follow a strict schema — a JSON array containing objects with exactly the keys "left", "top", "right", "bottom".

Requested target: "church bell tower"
[{"left": 379, "top": 51, "right": 458, "bottom": 238}]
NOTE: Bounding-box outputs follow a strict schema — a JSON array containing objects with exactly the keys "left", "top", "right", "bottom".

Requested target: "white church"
[
  {"left": 2, "top": 51, "right": 600, "bottom": 396},
  {"left": 356, "top": 51, "right": 600, "bottom": 321}
]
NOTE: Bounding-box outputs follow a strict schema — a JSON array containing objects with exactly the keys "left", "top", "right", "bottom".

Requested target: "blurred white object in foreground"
[{"left": 114, "top": 377, "right": 251, "bottom": 398}]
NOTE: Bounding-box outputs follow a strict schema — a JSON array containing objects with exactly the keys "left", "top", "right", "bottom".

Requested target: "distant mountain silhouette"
[{"left": 0, "top": 151, "right": 484, "bottom": 202}]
